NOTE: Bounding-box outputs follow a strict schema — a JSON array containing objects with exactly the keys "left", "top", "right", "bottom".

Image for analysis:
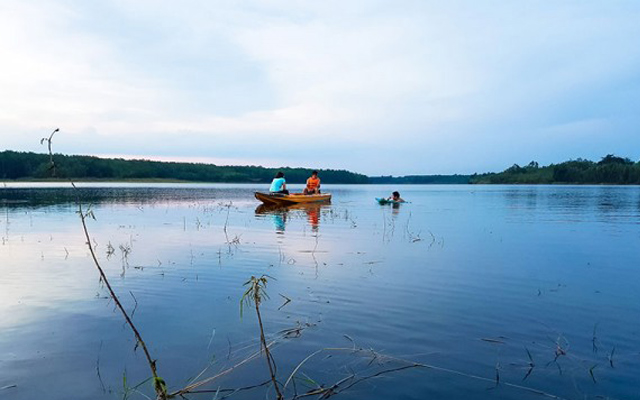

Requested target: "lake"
[{"left": 1, "top": 183, "right": 639, "bottom": 400}]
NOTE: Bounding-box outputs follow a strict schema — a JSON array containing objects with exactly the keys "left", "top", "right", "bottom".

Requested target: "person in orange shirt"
[{"left": 303, "top": 170, "right": 321, "bottom": 195}]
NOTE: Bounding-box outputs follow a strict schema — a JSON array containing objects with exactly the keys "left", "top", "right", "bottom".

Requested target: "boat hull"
[{"left": 255, "top": 192, "right": 331, "bottom": 205}]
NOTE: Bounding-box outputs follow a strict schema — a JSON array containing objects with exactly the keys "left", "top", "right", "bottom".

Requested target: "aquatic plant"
[{"left": 241, "top": 275, "right": 284, "bottom": 400}]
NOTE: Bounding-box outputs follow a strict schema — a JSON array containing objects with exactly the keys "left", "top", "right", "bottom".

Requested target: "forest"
[
  {"left": 470, "top": 155, "right": 640, "bottom": 184},
  {"left": 0, "top": 151, "right": 369, "bottom": 184},
  {"left": 4, "top": 151, "right": 640, "bottom": 185}
]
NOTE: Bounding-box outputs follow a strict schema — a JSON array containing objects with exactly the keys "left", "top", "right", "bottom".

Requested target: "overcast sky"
[{"left": 1, "top": 1, "right": 639, "bottom": 175}]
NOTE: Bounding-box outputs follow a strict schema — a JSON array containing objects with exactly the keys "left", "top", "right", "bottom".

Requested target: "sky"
[{"left": 1, "top": 0, "right": 639, "bottom": 176}]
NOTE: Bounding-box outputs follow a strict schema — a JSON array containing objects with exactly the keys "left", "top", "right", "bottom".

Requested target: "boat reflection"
[{"left": 255, "top": 203, "right": 327, "bottom": 233}]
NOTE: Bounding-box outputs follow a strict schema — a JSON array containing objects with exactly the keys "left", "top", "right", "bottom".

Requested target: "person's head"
[
  {"left": 275, "top": 171, "right": 284, "bottom": 178},
  {"left": 392, "top": 191, "right": 400, "bottom": 199},
  {"left": 311, "top": 170, "right": 318, "bottom": 177}
]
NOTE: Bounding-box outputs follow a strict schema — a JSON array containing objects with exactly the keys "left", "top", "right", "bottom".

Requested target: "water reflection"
[
  {"left": 255, "top": 203, "right": 327, "bottom": 233},
  {"left": 504, "top": 187, "right": 539, "bottom": 210},
  {"left": 3, "top": 184, "right": 640, "bottom": 400},
  {"left": 392, "top": 202, "right": 401, "bottom": 215},
  {"left": 499, "top": 186, "right": 640, "bottom": 224},
  {"left": 0, "top": 185, "right": 261, "bottom": 209},
  {"left": 597, "top": 187, "right": 630, "bottom": 212},
  {"left": 255, "top": 204, "right": 288, "bottom": 233}
]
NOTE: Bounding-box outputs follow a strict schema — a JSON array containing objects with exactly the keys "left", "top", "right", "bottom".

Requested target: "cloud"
[{"left": 1, "top": 1, "right": 639, "bottom": 174}]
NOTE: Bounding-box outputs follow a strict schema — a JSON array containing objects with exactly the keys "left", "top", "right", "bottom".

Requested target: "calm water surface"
[{"left": 1, "top": 183, "right": 639, "bottom": 400}]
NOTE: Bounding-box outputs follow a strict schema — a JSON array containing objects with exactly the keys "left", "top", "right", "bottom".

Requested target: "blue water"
[{"left": 1, "top": 183, "right": 639, "bottom": 400}]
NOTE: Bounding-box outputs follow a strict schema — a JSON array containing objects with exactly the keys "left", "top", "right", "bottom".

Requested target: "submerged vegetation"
[{"left": 471, "top": 155, "right": 640, "bottom": 184}]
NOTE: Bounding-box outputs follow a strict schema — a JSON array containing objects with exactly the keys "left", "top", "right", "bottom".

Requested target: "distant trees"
[
  {"left": 368, "top": 174, "right": 471, "bottom": 184},
  {"left": 552, "top": 160, "right": 594, "bottom": 183},
  {"left": 598, "top": 154, "right": 633, "bottom": 165},
  {"left": 4, "top": 150, "right": 639, "bottom": 185},
  {"left": 471, "top": 155, "right": 640, "bottom": 184},
  {"left": 0, "top": 151, "right": 369, "bottom": 184}
]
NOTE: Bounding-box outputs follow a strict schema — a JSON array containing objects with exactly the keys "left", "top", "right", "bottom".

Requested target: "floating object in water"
[
  {"left": 376, "top": 197, "right": 405, "bottom": 205},
  {"left": 255, "top": 192, "right": 331, "bottom": 205}
]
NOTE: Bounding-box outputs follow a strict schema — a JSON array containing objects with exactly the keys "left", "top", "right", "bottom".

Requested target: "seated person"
[
  {"left": 269, "top": 172, "right": 289, "bottom": 194},
  {"left": 387, "top": 191, "right": 405, "bottom": 202},
  {"left": 303, "top": 170, "right": 321, "bottom": 194}
]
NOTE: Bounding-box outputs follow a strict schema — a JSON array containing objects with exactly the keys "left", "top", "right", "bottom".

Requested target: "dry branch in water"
[
  {"left": 40, "top": 128, "right": 59, "bottom": 176},
  {"left": 41, "top": 131, "right": 168, "bottom": 400}
]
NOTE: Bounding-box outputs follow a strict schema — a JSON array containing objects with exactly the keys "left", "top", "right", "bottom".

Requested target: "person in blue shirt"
[{"left": 269, "top": 172, "right": 289, "bottom": 194}]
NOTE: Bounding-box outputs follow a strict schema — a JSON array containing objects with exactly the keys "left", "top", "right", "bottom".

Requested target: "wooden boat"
[{"left": 255, "top": 192, "right": 331, "bottom": 205}]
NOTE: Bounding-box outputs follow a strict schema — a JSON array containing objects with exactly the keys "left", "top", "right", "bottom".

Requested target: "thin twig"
[
  {"left": 78, "top": 200, "right": 167, "bottom": 399},
  {"left": 171, "top": 340, "right": 276, "bottom": 396},
  {"left": 96, "top": 340, "right": 107, "bottom": 394},
  {"left": 278, "top": 294, "right": 291, "bottom": 310},
  {"left": 283, "top": 349, "right": 324, "bottom": 391},
  {"left": 40, "top": 128, "right": 59, "bottom": 176}
]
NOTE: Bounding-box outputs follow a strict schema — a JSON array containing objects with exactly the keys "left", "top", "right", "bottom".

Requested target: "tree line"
[
  {"left": 0, "top": 151, "right": 369, "bottom": 184},
  {"left": 4, "top": 151, "right": 639, "bottom": 185},
  {"left": 369, "top": 174, "right": 471, "bottom": 184},
  {"left": 470, "top": 155, "right": 640, "bottom": 184}
]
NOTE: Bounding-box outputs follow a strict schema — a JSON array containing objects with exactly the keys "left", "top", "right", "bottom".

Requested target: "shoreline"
[{"left": 3, "top": 179, "right": 640, "bottom": 186}]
